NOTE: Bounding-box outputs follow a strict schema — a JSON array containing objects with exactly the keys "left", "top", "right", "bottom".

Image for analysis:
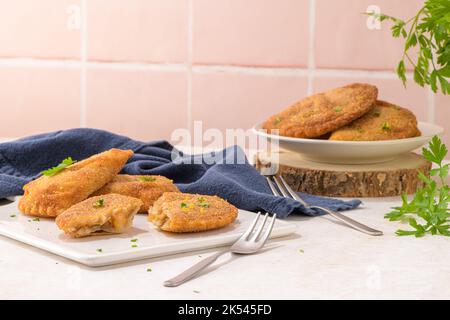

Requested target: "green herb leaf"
[
  {"left": 273, "top": 117, "right": 282, "bottom": 125},
  {"left": 96, "top": 248, "right": 103, "bottom": 253},
  {"left": 422, "top": 135, "right": 447, "bottom": 165},
  {"left": 197, "top": 202, "right": 210, "bottom": 208},
  {"left": 138, "top": 176, "right": 156, "bottom": 182},
  {"left": 366, "top": 1, "right": 450, "bottom": 95},
  {"left": 396, "top": 60, "right": 407, "bottom": 86},
  {"left": 41, "top": 157, "right": 76, "bottom": 176},
  {"left": 93, "top": 199, "right": 104, "bottom": 208},
  {"left": 180, "top": 202, "right": 188, "bottom": 208},
  {"left": 381, "top": 122, "right": 391, "bottom": 131},
  {"left": 9, "top": 214, "right": 16, "bottom": 218},
  {"left": 386, "top": 135, "right": 450, "bottom": 237}
]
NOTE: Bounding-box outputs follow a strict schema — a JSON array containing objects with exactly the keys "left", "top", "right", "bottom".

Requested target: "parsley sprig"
[
  {"left": 41, "top": 157, "right": 76, "bottom": 176},
  {"left": 385, "top": 136, "right": 450, "bottom": 237},
  {"left": 366, "top": 0, "right": 450, "bottom": 94}
]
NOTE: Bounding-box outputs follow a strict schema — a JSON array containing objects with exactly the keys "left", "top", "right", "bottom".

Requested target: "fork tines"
[{"left": 240, "top": 212, "right": 277, "bottom": 245}]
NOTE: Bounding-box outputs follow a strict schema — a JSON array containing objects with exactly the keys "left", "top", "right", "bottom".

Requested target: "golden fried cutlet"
[
  {"left": 18, "top": 148, "right": 133, "bottom": 218},
  {"left": 329, "top": 100, "right": 421, "bottom": 141},
  {"left": 148, "top": 192, "right": 238, "bottom": 233},
  {"left": 262, "top": 83, "right": 378, "bottom": 138},
  {"left": 55, "top": 194, "right": 143, "bottom": 238},
  {"left": 92, "top": 174, "right": 180, "bottom": 213}
]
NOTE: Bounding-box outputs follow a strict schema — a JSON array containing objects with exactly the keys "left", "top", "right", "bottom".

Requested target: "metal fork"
[
  {"left": 267, "top": 175, "right": 382, "bottom": 236},
  {"left": 164, "top": 212, "right": 276, "bottom": 287}
]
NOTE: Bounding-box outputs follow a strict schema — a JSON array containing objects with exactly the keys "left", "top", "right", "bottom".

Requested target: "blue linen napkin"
[{"left": 0, "top": 128, "right": 361, "bottom": 218}]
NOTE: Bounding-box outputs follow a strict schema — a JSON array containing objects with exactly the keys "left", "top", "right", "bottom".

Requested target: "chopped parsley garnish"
[
  {"left": 373, "top": 111, "right": 381, "bottom": 117},
  {"left": 197, "top": 202, "right": 210, "bottom": 208},
  {"left": 381, "top": 122, "right": 391, "bottom": 131},
  {"left": 193, "top": 290, "right": 200, "bottom": 294},
  {"left": 298, "top": 249, "right": 304, "bottom": 253},
  {"left": 147, "top": 268, "right": 152, "bottom": 272},
  {"left": 334, "top": 107, "right": 342, "bottom": 113},
  {"left": 9, "top": 214, "right": 16, "bottom": 218},
  {"left": 273, "top": 117, "right": 282, "bottom": 125},
  {"left": 138, "top": 176, "right": 156, "bottom": 182},
  {"left": 130, "top": 238, "right": 138, "bottom": 243},
  {"left": 41, "top": 157, "right": 76, "bottom": 176},
  {"left": 131, "top": 244, "right": 138, "bottom": 248},
  {"left": 32, "top": 218, "right": 40, "bottom": 222},
  {"left": 196, "top": 197, "right": 210, "bottom": 208},
  {"left": 96, "top": 248, "right": 103, "bottom": 253},
  {"left": 93, "top": 199, "right": 104, "bottom": 208},
  {"left": 181, "top": 202, "right": 188, "bottom": 208}
]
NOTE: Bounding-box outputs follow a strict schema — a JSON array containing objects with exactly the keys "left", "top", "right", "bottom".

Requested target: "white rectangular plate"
[{"left": 0, "top": 199, "right": 296, "bottom": 267}]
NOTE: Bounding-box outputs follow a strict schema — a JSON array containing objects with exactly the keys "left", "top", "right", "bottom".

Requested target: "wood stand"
[{"left": 255, "top": 151, "right": 431, "bottom": 197}]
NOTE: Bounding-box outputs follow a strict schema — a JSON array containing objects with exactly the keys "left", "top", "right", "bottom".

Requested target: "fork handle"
[
  {"left": 163, "top": 250, "right": 227, "bottom": 287},
  {"left": 311, "top": 206, "right": 383, "bottom": 236}
]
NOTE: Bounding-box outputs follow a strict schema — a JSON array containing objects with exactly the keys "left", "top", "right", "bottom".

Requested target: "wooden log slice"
[{"left": 255, "top": 151, "right": 431, "bottom": 197}]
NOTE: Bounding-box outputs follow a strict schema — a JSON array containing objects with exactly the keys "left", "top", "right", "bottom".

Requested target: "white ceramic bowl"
[{"left": 252, "top": 122, "right": 444, "bottom": 164}]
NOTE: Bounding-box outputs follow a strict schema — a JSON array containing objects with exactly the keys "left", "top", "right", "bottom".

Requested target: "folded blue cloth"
[{"left": 0, "top": 128, "right": 361, "bottom": 218}]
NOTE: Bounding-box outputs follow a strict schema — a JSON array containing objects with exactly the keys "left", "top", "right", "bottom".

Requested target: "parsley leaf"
[
  {"left": 41, "top": 157, "right": 76, "bottom": 176},
  {"left": 381, "top": 122, "right": 391, "bottom": 131},
  {"left": 385, "top": 135, "right": 450, "bottom": 237},
  {"left": 93, "top": 199, "right": 104, "bottom": 208},
  {"left": 273, "top": 117, "right": 282, "bottom": 125},
  {"left": 197, "top": 202, "right": 210, "bottom": 208},
  {"left": 366, "top": 0, "right": 450, "bottom": 94},
  {"left": 138, "top": 176, "right": 156, "bottom": 182}
]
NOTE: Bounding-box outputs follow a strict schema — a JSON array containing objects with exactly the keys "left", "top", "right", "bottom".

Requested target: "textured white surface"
[
  {"left": 0, "top": 201, "right": 296, "bottom": 267},
  {"left": 1, "top": 196, "right": 449, "bottom": 300}
]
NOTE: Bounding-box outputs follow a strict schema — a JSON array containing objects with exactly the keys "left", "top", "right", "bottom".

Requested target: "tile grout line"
[
  {"left": 192, "top": 65, "right": 308, "bottom": 76},
  {"left": 187, "top": 0, "right": 193, "bottom": 133},
  {"left": 307, "top": 0, "right": 316, "bottom": 95},
  {"left": 0, "top": 57, "right": 412, "bottom": 78},
  {"left": 80, "top": 0, "right": 87, "bottom": 128}
]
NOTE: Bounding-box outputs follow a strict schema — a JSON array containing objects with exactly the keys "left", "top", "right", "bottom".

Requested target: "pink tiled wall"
[{"left": 0, "top": 0, "right": 447, "bottom": 148}]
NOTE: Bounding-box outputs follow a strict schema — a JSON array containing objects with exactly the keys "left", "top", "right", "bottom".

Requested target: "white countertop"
[
  {"left": 1, "top": 196, "right": 449, "bottom": 300},
  {"left": 0, "top": 139, "right": 448, "bottom": 299}
]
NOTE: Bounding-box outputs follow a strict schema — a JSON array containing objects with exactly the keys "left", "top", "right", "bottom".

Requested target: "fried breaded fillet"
[
  {"left": 329, "top": 100, "right": 421, "bottom": 141},
  {"left": 18, "top": 149, "right": 133, "bottom": 218},
  {"left": 56, "top": 194, "right": 142, "bottom": 238},
  {"left": 92, "top": 175, "right": 180, "bottom": 213},
  {"left": 148, "top": 192, "right": 238, "bottom": 233},
  {"left": 262, "top": 83, "right": 378, "bottom": 138}
]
